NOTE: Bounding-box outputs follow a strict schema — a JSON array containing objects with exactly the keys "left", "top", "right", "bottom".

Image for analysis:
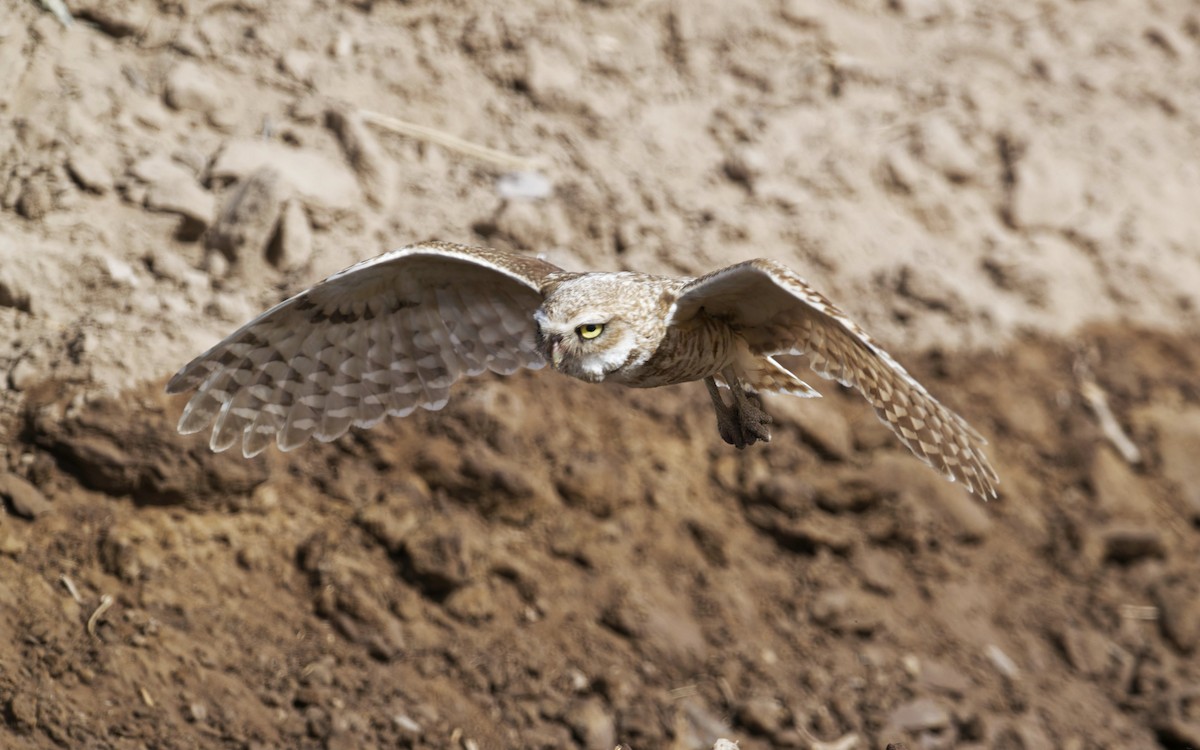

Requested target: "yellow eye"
[{"left": 577, "top": 323, "right": 604, "bottom": 340}]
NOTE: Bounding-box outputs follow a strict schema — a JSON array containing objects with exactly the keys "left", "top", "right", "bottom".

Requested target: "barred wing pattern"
[
  {"left": 670, "top": 260, "right": 998, "bottom": 497},
  {"left": 167, "top": 242, "right": 564, "bottom": 457}
]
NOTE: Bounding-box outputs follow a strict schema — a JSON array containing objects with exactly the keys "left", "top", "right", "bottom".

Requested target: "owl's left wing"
[
  {"left": 669, "top": 259, "right": 997, "bottom": 497},
  {"left": 167, "top": 241, "right": 565, "bottom": 457}
]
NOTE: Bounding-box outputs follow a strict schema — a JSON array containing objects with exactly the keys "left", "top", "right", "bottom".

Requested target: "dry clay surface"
[{"left": 2, "top": 0, "right": 1200, "bottom": 748}]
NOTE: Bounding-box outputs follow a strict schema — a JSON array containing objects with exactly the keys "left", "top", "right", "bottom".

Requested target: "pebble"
[
  {"left": 275, "top": 199, "right": 313, "bottom": 271},
  {"left": 496, "top": 171, "right": 553, "bottom": 201},
  {"left": 1006, "top": 136, "right": 1085, "bottom": 229},
  {"left": 75, "top": 1, "right": 146, "bottom": 38},
  {"left": 564, "top": 698, "right": 616, "bottom": 750},
  {"left": 0, "top": 268, "right": 34, "bottom": 313},
  {"left": 1055, "top": 626, "right": 1116, "bottom": 677},
  {"left": 144, "top": 176, "right": 215, "bottom": 229},
  {"left": 16, "top": 178, "right": 52, "bottom": 220},
  {"left": 723, "top": 146, "right": 768, "bottom": 189},
  {"left": 325, "top": 106, "right": 394, "bottom": 208},
  {"left": 279, "top": 49, "right": 317, "bottom": 82},
  {"left": 735, "top": 696, "right": 787, "bottom": 737},
  {"left": 210, "top": 138, "right": 362, "bottom": 214},
  {"left": 165, "top": 61, "right": 224, "bottom": 114},
  {"left": 887, "top": 697, "right": 950, "bottom": 732},
  {"left": 1156, "top": 580, "right": 1200, "bottom": 654},
  {"left": 67, "top": 151, "right": 113, "bottom": 194},
  {"left": 1149, "top": 408, "right": 1200, "bottom": 519},
  {"left": 206, "top": 167, "right": 287, "bottom": 269},
  {"left": 0, "top": 472, "right": 52, "bottom": 519},
  {"left": 1088, "top": 447, "right": 1152, "bottom": 519},
  {"left": 916, "top": 116, "right": 978, "bottom": 182},
  {"left": 8, "top": 692, "right": 37, "bottom": 731},
  {"left": 8, "top": 359, "right": 39, "bottom": 391},
  {"left": 809, "top": 589, "right": 882, "bottom": 635},
  {"left": 130, "top": 155, "right": 215, "bottom": 229},
  {"left": 402, "top": 524, "right": 475, "bottom": 596}
]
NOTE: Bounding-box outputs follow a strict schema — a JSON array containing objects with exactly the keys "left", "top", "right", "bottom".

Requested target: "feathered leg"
[{"left": 704, "top": 369, "right": 773, "bottom": 448}]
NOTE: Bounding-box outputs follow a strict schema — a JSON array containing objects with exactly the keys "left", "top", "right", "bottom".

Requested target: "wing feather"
[
  {"left": 670, "top": 259, "right": 998, "bottom": 498},
  {"left": 168, "top": 241, "right": 565, "bottom": 456}
]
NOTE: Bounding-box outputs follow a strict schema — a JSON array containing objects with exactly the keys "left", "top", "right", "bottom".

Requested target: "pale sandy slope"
[{"left": 1, "top": 0, "right": 1198, "bottom": 434}]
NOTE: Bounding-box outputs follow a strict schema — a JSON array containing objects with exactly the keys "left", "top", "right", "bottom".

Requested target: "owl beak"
[{"left": 550, "top": 338, "right": 564, "bottom": 369}]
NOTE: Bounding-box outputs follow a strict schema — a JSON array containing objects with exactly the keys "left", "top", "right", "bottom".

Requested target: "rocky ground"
[{"left": 2, "top": 0, "right": 1200, "bottom": 748}]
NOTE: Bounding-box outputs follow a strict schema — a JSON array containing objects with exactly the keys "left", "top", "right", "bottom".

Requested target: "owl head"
[{"left": 533, "top": 276, "right": 646, "bottom": 383}]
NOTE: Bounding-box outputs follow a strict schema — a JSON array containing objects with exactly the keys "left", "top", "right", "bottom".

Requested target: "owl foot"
[{"left": 705, "top": 376, "right": 773, "bottom": 449}]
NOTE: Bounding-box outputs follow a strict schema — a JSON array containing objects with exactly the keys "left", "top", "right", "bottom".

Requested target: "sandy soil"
[{"left": 2, "top": 0, "right": 1200, "bottom": 748}]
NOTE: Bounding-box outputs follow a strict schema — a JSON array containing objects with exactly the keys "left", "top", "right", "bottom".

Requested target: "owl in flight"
[{"left": 168, "top": 241, "right": 998, "bottom": 497}]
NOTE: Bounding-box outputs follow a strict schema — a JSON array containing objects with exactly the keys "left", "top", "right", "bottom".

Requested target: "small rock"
[
  {"left": 280, "top": 49, "right": 316, "bottom": 82},
  {"left": 74, "top": 0, "right": 147, "bottom": 38},
  {"left": 1056, "top": 626, "right": 1117, "bottom": 677},
  {"left": 402, "top": 523, "right": 475, "bottom": 596},
  {"left": 210, "top": 139, "right": 362, "bottom": 215},
  {"left": 185, "top": 702, "right": 208, "bottom": 722},
  {"left": 564, "top": 697, "right": 616, "bottom": 750},
  {"left": 809, "top": 589, "right": 882, "bottom": 635},
  {"left": 0, "top": 268, "right": 33, "bottom": 313},
  {"left": 522, "top": 41, "right": 583, "bottom": 108},
  {"left": 1148, "top": 407, "right": 1200, "bottom": 520},
  {"left": 1089, "top": 447, "right": 1152, "bottom": 519},
  {"left": 1098, "top": 525, "right": 1166, "bottom": 564},
  {"left": 1156, "top": 579, "right": 1200, "bottom": 654},
  {"left": 496, "top": 171, "right": 553, "bottom": 201},
  {"left": 887, "top": 697, "right": 950, "bottom": 733},
  {"left": 67, "top": 151, "right": 113, "bottom": 194},
  {"left": 16, "top": 178, "right": 51, "bottom": 220},
  {"left": 7, "top": 692, "right": 37, "bottom": 731},
  {"left": 1006, "top": 136, "right": 1085, "bottom": 229},
  {"left": 915, "top": 116, "right": 977, "bottom": 182},
  {"left": 918, "top": 658, "right": 972, "bottom": 696},
  {"left": 325, "top": 106, "right": 395, "bottom": 209},
  {"left": 722, "top": 146, "right": 768, "bottom": 189},
  {"left": 206, "top": 167, "right": 287, "bottom": 271},
  {"left": 735, "top": 696, "right": 787, "bottom": 737},
  {"left": 165, "top": 61, "right": 223, "bottom": 114},
  {"left": 145, "top": 177, "right": 215, "bottom": 230},
  {"left": 443, "top": 582, "right": 497, "bottom": 624},
  {"left": 272, "top": 199, "right": 313, "bottom": 271},
  {"left": 0, "top": 473, "right": 52, "bottom": 519},
  {"left": 8, "top": 359, "right": 39, "bottom": 391},
  {"left": 745, "top": 505, "right": 856, "bottom": 554},
  {"left": 474, "top": 199, "right": 572, "bottom": 251}
]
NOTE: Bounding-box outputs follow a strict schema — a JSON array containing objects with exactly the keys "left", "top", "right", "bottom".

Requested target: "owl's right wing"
[
  {"left": 669, "top": 259, "right": 997, "bottom": 498},
  {"left": 167, "top": 241, "right": 566, "bottom": 457}
]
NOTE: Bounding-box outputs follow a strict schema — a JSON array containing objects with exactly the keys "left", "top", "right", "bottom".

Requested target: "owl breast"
[{"left": 610, "top": 313, "right": 737, "bottom": 388}]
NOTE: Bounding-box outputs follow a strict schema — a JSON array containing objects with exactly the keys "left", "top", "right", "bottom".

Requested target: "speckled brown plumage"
[{"left": 168, "top": 241, "right": 998, "bottom": 497}]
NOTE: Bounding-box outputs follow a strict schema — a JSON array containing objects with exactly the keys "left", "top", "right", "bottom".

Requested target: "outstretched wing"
[
  {"left": 167, "top": 241, "right": 565, "bottom": 457},
  {"left": 669, "top": 259, "right": 998, "bottom": 497}
]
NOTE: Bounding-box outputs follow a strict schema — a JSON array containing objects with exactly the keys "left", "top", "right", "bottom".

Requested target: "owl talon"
[{"left": 705, "top": 375, "right": 772, "bottom": 449}]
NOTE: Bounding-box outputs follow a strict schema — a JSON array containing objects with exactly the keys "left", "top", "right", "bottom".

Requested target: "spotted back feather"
[
  {"left": 166, "top": 242, "right": 564, "bottom": 457},
  {"left": 670, "top": 259, "right": 998, "bottom": 497}
]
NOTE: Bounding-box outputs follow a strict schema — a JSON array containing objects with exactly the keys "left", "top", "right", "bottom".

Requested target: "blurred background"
[{"left": 1, "top": 0, "right": 1199, "bottom": 747}]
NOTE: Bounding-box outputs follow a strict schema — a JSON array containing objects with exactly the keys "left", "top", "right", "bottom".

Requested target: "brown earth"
[{"left": 3, "top": 1, "right": 1200, "bottom": 749}]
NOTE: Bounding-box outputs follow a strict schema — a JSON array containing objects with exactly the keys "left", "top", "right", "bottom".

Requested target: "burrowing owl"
[{"left": 168, "top": 241, "right": 998, "bottom": 497}]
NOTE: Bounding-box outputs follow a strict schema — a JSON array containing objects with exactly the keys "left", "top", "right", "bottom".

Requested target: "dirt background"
[{"left": 3, "top": 0, "right": 1200, "bottom": 748}]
